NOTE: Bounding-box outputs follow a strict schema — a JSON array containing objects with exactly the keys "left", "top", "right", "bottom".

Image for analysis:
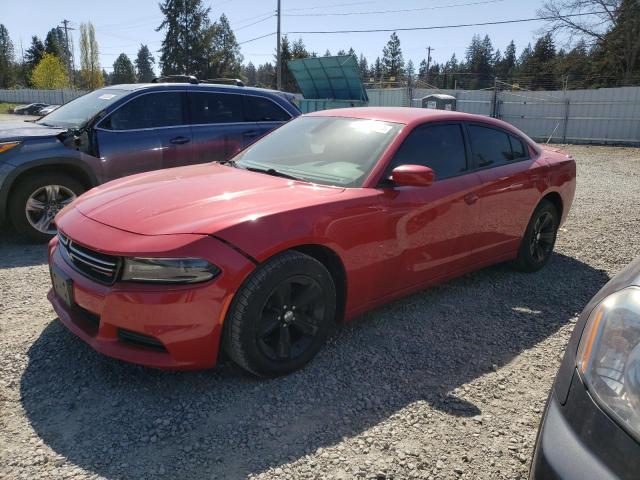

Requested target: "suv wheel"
[{"left": 9, "top": 173, "right": 84, "bottom": 242}]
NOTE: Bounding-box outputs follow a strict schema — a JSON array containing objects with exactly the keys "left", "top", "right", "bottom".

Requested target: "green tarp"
[{"left": 287, "top": 55, "right": 369, "bottom": 102}]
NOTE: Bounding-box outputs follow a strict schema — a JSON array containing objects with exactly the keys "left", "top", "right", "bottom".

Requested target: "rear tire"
[
  {"left": 223, "top": 251, "right": 336, "bottom": 377},
  {"left": 9, "top": 172, "right": 84, "bottom": 243},
  {"left": 515, "top": 199, "right": 559, "bottom": 272}
]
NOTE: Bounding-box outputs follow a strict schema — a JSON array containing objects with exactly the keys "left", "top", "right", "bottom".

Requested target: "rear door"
[
  {"left": 242, "top": 94, "right": 293, "bottom": 138},
  {"left": 186, "top": 91, "right": 249, "bottom": 165},
  {"left": 466, "top": 123, "right": 544, "bottom": 262},
  {"left": 95, "top": 91, "right": 192, "bottom": 180}
]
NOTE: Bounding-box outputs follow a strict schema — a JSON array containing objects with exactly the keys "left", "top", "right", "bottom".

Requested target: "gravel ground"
[{"left": 0, "top": 145, "right": 638, "bottom": 480}]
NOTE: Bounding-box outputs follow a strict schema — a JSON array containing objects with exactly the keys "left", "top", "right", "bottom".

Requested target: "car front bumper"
[
  {"left": 530, "top": 373, "right": 640, "bottom": 480},
  {"left": 47, "top": 212, "right": 255, "bottom": 370}
]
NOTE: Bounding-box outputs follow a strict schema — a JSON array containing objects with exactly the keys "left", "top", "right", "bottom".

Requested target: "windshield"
[
  {"left": 233, "top": 116, "right": 402, "bottom": 187},
  {"left": 36, "top": 89, "right": 127, "bottom": 128}
]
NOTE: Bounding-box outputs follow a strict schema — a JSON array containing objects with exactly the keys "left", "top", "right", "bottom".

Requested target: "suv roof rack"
[
  {"left": 151, "top": 75, "right": 199, "bottom": 84},
  {"left": 201, "top": 78, "right": 245, "bottom": 87}
]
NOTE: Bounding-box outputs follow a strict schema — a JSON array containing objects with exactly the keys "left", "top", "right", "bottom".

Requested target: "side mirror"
[{"left": 390, "top": 165, "right": 435, "bottom": 187}]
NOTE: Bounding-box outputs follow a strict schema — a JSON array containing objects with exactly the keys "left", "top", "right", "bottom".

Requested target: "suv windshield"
[
  {"left": 233, "top": 116, "right": 402, "bottom": 187},
  {"left": 36, "top": 88, "right": 128, "bottom": 128}
]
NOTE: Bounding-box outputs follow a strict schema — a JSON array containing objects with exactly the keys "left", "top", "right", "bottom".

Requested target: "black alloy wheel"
[
  {"left": 223, "top": 251, "right": 337, "bottom": 376},
  {"left": 516, "top": 199, "right": 559, "bottom": 272}
]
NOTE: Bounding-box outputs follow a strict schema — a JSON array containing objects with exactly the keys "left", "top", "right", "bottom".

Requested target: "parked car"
[
  {"left": 12, "top": 103, "right": 50, "bottom": 115},
  {"left": 0, "top": 80, "right": 300, "bottom": 241},
  {"left": 530, "top": 256, "right": 640, "bottom": 480},
  {"left": 37, "top": 104, "right": 61, "bottom": 116},
  {"left": 48, "top": 107, "right": 576, "bottom": 376}
]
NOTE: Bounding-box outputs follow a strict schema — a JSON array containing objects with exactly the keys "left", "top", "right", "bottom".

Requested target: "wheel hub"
[{"left": 283, "top": 310, "right": 295, "bottom": 324}]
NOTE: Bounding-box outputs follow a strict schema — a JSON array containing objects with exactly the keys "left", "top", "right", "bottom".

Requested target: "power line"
[
  {"left": 285, "top": 12, "right": 607, "bottom": 35},
  {"left": 238, "top": 32, "right": 276, "bottom": 45},
  {"left": 235, "top": 14, "right": 275, "bottom": 32},
  {"left": 286, "top": 1, "right": 377, "bottom": 12},
  {"left": 284, "top": 0, "right": 505, "bottom": 17}
]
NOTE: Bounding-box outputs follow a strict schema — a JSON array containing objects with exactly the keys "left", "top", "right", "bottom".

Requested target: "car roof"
[
  {"left": 101, "top": 83, "right": 290, "bottom": 97},
  {"left": 306, "top": 107, "right": 485, "bottom": 124}
]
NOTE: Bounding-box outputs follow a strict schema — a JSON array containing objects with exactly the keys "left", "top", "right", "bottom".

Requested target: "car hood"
[
  {"left": 71, "top": 163, "right": 345, "bottom": 236},
  {"left": 0, "top": 122, "right": 66, "bottom": 141}
]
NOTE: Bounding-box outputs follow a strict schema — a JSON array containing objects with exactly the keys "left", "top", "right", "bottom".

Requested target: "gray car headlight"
[
  {"left": 577, "top": 286, "right": 640, "bottom": 440},
  {"left": 121, "top": 257, "right": 220, "bottom": 284}
]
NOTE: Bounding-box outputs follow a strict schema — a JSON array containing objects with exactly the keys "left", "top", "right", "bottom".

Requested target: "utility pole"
[
  {"left": 425, "top": 46, "right": 433, "bottom": 85},
  {"left": 60, "top": 19, "right": 75, "bottom": 86},
  {"left": 276, "top": 0, "right": 282, "bottom": 91}
]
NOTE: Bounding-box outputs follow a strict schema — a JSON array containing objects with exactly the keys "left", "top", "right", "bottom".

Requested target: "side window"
[
  {"left": 468, "top": 125, "right": 512, "bottom": 167},
  {"left": 189, "top": 92, "right": 243, "bottom": 124},
  {"left": 390, "top": 124, "right": 467, "bottom": 180},
  {"left": 243, "top": 96, "right": 290, "bottom": 122},
  {"left": 509, "top": 134, "right": 527, "bottom": 160},
  {"left": 102, "top": 92, "right": 184, "bottom": 130}
]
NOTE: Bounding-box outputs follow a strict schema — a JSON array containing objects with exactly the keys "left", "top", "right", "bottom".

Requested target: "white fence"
[
  {"left": 0, "top": 88, "right": 89, "bottom": 105},
  {"left": 368, "top": 86, "right": 640, "bottom": 145}
]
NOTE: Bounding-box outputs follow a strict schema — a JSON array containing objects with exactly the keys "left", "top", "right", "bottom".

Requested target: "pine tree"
[
  {"left": 0, "top": 24, "right": 15, "bottom": 88},
  {"left": 291, "top": 38, "right": 309, "bottom": 59},
  {"left": 256, "top": 62, "right": 275, "bottom": 88},
  {"left": 323, "top": 49, "right": 331, "bottom": 57},
  {"left": 135, "top": 44, "right": 155, "bottom": 82},
  {"left": 205, "top": 13, "right": 243, "bottom": 79},
  {"left": 381, "top": 32, "right": 404, "bottom": 81},
  {"left": 358, "top": 54, "right": 369, "bottom": 80},
  {"left": 530, "top": 34, "right": 557, "bottom": 89},
  {"left": 157, "top": 0, "right": 212, "bottom": 77},
  {"left": 244, "top": 61, "right": 257, "bottom": 85},
  {"left": 418, "top": 59, "right": 428, "bottom": 80},
  {"left": 25, "top": 36, "right": 45, "bottom": 71},
  {"left": 496, "top": 40, "right": 517, "bottom": 80},
  {"left": 44, "top": 28, "right": 65, "bottom": 59},
  {"left": 111, "top": 54, "right": 137, "bottom": 84},
  {"left": 372, "top": 57, "right": 383, "bottom": 82},
  {"left": 406, "top": 59, "right": 415, "bottom": 87}
]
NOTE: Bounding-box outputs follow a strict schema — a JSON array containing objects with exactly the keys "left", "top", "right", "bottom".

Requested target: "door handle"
[
  {"left": 464, "top": 193, "right": 479, "bottom": 205},
  {"left": 169, "top": 136, "right": 190, "bottom": 145}
]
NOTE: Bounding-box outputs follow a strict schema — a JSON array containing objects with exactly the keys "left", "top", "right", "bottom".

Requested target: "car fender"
[{"left": 0, "top": 155, "right": 99, "bottom": 225}]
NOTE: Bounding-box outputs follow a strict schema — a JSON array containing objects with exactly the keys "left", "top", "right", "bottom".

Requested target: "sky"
[{"left": 1, "top": 0, "right": 555, "bottom": 74}]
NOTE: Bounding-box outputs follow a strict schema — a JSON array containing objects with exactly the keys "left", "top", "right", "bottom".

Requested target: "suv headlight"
[
  {"left": 0, "top": 141, "right": 21, "bottom": 154},
  {"left": 121, "top": 257, "right": 220, "bottom": 284},
  {"left": 577, "top": 287, "right": 640, "bottom": 439}
]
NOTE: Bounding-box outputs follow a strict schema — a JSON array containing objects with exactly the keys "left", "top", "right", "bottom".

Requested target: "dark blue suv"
[{"left": 0, "top": 78, "right": 300, "bottom": 241}]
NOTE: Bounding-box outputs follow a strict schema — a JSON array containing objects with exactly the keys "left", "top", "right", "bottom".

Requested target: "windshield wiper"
[{"left": 244, "top": 166, "right": 304, "bottom": 182}]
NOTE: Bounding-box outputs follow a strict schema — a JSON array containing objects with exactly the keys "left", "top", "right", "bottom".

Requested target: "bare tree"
[{"left": 537, "top": 0, "right": 620, "bottom": 44}]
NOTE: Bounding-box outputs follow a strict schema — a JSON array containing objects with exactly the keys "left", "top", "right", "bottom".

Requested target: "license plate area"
[{"left": 51, "top": 266, "right": 74, "bottom": 308}]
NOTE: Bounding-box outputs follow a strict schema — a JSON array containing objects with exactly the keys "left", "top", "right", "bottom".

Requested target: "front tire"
[
  {"left": 515, "top": 199, "right": 559, "bottom": 272},
  {"left": 9, "top": 172, "right": 84, "bottom": 243},
  {"left": 223, "top": 251, "right": 337, "bottom": 377}
]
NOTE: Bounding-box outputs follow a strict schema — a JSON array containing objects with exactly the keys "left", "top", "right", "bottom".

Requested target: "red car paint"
[{"left": 48, "top": 108, "right": 576, "bottom": 370}]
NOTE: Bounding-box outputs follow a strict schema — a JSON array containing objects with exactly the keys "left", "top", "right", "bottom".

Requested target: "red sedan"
[{"left": 48, "top": 108, "right": 576, "bottom": 376}]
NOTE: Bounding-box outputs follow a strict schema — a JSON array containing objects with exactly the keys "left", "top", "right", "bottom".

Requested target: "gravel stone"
[{"left": 0, "top": 145, "right": 638, "bottom": 479}]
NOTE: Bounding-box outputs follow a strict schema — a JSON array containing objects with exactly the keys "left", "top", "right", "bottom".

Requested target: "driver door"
[{"left": 378, "top": 122, "right": 483, "bottom": 294}]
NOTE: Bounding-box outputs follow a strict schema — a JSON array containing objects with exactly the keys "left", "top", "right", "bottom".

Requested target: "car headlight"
[
  {"left": 577, "top": 286, "right": 640, "bottom": 439},
  {"left": 121, "top": 257, "right": 220, "bottom": 284},
  {"left": 0, "top": 141, "right": 21, "bottom": 154}
]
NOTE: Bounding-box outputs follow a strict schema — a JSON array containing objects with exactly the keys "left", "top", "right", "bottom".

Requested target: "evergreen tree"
[
  {"left": 111, "top": 53, "right": 137, "bottom": 84},
  {"left": 406, "top": 59, "right": 415, "bottom": 87},
  {"left": 256, "top": 62, "right": 275, "bottom": 88},
  {"left": 372, "top": 57, "right": 383, "bottom": 82},
  {"left": 529, "top": 34, "right": 558, "bottom": 89},
  {"left": 291, "top": 38, "right": 309, "bottom": 59},
  {"left": 381, "top": 32, "right": 405, "bottom": 81},
  {"left": 44, "top": 28, "right": 66, "bottom": 59},
  {"left": 25, "top": 36, "right": 45, "bottom": 71},
  {"left": 464, "top": 34, "right": 494, "bottom": 88},
  {"left": 496, "top": 40, "right": 517, "bottom": 80},
  {"left": 347, "top": 47, "right": 357, "bottom": 60},
  {"left": 102, "top": 68, "right": 110, "bottom": 86},
  {"left": 418, "top": 59, "right": 428, "bottom": 80},
  {"left": 323, "top": 49, "right": 331, "bottom": 57},
  {"left": 358, "top": 54, "right": 369, "bottom": 80},
  {"left": 244, "top": 61, "right": 257, "bottom": 85},
  {"left": 157, "top": 0, "right": 212, "bottom": 77},
  {"left": 0, "top": 24, "right": 15, "bottom": 88},
  {"left": 206, "top": 13, "right": 243, "bottom": 79},
  {"left": 135, "top": 44, "right": 155, "bottom": 82}
]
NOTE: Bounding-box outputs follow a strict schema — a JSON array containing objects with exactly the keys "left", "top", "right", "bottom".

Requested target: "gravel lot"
[{"left": 0, "top": 145, "right": 638, "bottom": 480}]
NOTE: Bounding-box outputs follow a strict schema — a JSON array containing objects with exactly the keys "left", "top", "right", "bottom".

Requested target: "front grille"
[{"left": 58, "top": 232, "right": 121, "bottom": 284}]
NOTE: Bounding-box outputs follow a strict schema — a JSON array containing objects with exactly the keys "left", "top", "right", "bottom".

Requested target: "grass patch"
[{"left": 0, "top": 103, "right": 20, "bottom": 114}]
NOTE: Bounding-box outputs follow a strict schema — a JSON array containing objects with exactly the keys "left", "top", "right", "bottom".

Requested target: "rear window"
[
  {"left": 189, "top": 92, "right": 243, "bottom": 124},
  {"left": 243, "top": 96, "right": 290, "bottom": 122},
  {"left": 468, "top": 125, "right": 513, "bottom": 167}
]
